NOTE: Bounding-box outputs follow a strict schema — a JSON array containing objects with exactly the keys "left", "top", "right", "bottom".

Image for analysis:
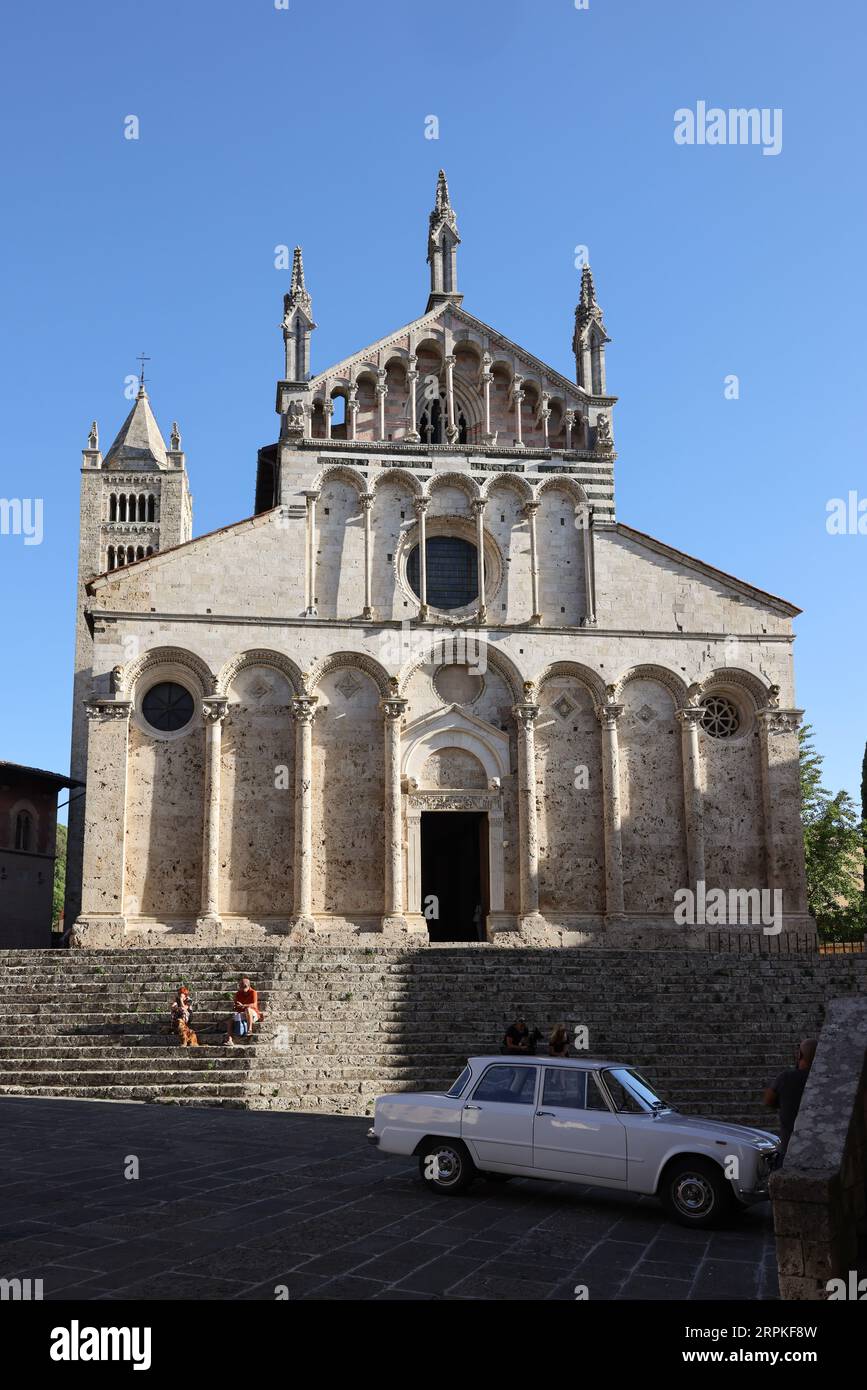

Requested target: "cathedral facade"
[{"left": 66, "top": 174, "right": 809, "bottom": 948}]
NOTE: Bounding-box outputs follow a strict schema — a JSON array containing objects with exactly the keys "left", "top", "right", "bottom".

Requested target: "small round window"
[
  {"left": 407, "top": 536, "right": 478, "bottom": 611},
  {"left": 700, "top": 694, "right": 740, "bottom": 739},
  {"left": 142, "top": 681, "right": 195, "bottom": 732}
]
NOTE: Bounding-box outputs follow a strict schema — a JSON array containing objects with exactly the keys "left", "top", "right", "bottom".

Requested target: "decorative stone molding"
[
  {"left": 408, "top": 791, "right": 500, "bottom": 813},
  {"left": 290, "top": 694, "right": 318, "bottom": 724},
  {"left": 216, "top": 649, "right": 305, "bottom": 699},
  {"left": 381, "top": 696, "right": 408, "bottom": 723},
  {"left": 593, "top": 701, "right": 624, "bottom": 729},
  {"left": 201, "top": 697, "right": 230, "bottom": 724},
  {"left": 536, "top": 660, "right": 607, "bottom": 706},
  {"left": 613, "top": 663, "right": 689, "bottom": 707},
  {"left": 699, "top": 667, "right": 779, "bottom": 711},
  {"left": 118, "top": 646, "right": 216, "bottom": 700},
  {"left": 307, "top": 651, "right": 392, "bottom": 698}
]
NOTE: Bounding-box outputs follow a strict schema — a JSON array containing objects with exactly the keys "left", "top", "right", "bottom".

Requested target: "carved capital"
[
  {"left": 202, "top": 697, "right": 230, "bottom": 725},
  {"left": 381, "top": 696, "right": 409, "bottom": 723},
  {"left": 758, "top": 708, "right": 803, "bottom": 736},
  {"left": 361, "top": 492, "right": 374, "bottom": 511},
  {"left": 676, "top": 707, "right": 705, "bottom": 730},
  {"left": 471, "top": 498, "right": 487, "bottom": 517},
  {"left": 594, "top": 702, "right": 624, "bottom": 729},
  {"left": 512, "top": 702, "right": 540, "bottom": 730},
  {"left": 291, "top": 694, "right": 318, "bottom": 725},
  {"left": 522, "top": 501, "right": 539, "bottom": 520},
  {"left": 321, "top": 396, "right": 334, "bottom": 418},
  {"left": 85, "top": 698, "right": 132, "bottom": 722},
  {"left": 414, "top": 496, "right": 430, "bottom": 516}
]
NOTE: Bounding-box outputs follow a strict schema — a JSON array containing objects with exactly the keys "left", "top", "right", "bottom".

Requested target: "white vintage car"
[{"left": 368, "top": 1056, "right": 781, "bottom": 1227}]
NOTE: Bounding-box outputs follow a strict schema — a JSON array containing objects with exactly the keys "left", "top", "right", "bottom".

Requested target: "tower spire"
[
  {"left": 282, "top": 246, "right": 316, "bottom": 382},
  {"left": 573, "top": 264, "right": 610, "bottom": 394},
  {"left": 426, "top": 169, "right": 462, "bottom": 310}
]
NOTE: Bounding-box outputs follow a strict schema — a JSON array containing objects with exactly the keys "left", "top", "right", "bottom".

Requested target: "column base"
[
  {"left": 288, "top": 914, "right": 319, "bottom": 945},
  {"left": 362, "top": 606, "right": 374, "bottom": 620},
  {"left": 518, "top": 912, "right": 548, "bottom": 940},
  {"left": 69, "top": 916, "right": 127, "bottom": 948},
  {"left": 195, "top": 915, "right": 224, "bottom": 944},
  {"left": 477, "top": 605, "right": 488, "bottom": 625},
  {"left": 380, "top": 914, "right": 427, "bottom": 941}
]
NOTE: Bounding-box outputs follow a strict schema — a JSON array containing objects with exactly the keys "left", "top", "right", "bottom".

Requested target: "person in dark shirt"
[
  {"left": 502, "top": 1017, "right": 540, "bottom": 1055},
  {"left": 763, "top": 1038, "right": 818, "bottom": 1153}
]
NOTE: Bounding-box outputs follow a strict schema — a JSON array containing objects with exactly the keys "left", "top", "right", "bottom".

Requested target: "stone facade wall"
[
  {"left": 220, "top": 665, "right": 294, "bottom": 918},
  {"left": 124, "top": 720, "right": 204, "bottom": 919},
  {"left": 619, "top": 678, "right": 688, "bottom": 915},
  {"left": 536, "top": 676, "right": 604, "bottom": 915}
]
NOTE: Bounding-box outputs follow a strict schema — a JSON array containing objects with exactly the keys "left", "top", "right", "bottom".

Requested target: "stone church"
[{"left": 65, "top": 172, "right": 809, "bottom": 948}]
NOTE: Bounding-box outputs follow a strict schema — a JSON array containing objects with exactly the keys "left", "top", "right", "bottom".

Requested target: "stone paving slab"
[{"left": 0, "top": 1097, "right": 777, "bottom": 1301}]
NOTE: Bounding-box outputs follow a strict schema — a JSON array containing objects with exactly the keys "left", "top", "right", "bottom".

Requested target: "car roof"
[{"left": 468, "top": 1056, "right": 624, "bottom": 1069}]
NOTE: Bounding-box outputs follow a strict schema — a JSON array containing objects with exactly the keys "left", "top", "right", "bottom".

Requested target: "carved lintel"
[
  {"left": 758, "top": 708, "right": 803, "bottom": 736},
  {"left": 85, "top": 699, "right": 132, "bottom": 722}
]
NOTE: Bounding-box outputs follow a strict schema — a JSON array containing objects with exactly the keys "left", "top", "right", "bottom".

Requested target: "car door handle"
[
  {"left": 464, "top": 1104, "right": 482, "bottom": 1111},
  {"left": 536, "top": 1110, "right": 554, "bottom": 1117}
]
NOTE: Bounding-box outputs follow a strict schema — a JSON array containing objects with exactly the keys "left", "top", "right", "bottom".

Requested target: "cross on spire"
[{"left": 136, "top": 352, "right": 151, "bottom": 393}]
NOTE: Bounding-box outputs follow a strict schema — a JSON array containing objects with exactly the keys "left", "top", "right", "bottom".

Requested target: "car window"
[
  {"left": 472, "top": 1065, "right": 538, "bottom": 1105},
  {"left": 602, "top": 1070, "right": 645, "bottom": 1114},
  {"left": 586, "top": 1073, "right": 611, "bottom": 1111},
  {"left": 542, "top": 1067, "right": 586, "bottom": 1110},
  {"left": 446, "top": 1065, "right": 471, "bottom": 1098}
]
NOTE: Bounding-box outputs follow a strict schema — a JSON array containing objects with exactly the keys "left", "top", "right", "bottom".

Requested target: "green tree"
[
  {"left": 800, "top": 725, "right": 864, "bottom": 940},
  {"left": 52, "top": 822, "right": 67, "bottom": 929}
]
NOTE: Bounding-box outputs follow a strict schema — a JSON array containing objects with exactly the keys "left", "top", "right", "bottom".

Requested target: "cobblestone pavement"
[{"left": 0, "top": 1098, "right": 778, "bottom": 1301}]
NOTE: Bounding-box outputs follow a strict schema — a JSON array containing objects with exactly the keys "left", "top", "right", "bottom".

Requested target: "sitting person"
[
  {"left": 225, "top": 975, "right": 263, "bottom": 1046},
  {"left": 548, "top": 1023, "right": 570, "bottom": 1057},
  {"left": 170, "top": 986, "right": 198, "bottom": 1046},
  {"left": 501, "top": 1016, "right": 540, "bottom": 1055}
]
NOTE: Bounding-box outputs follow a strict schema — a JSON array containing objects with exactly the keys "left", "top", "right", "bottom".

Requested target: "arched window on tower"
[
  {"left": 109, "top": 494, "right": 117, "bottom": 521},
  {"left": 147, "top": 494, "right": 156, "bottom": 522},
  {"left": 107, "top": 545, "right": 116, "bottom": 571},
  {"left": 119, "top": 495, "right": 127, "bottom": 522},
  {"left": 15, "top": 810, "right": 33, "bottom": 853},
  {"left": 136, "top": 545, "right": 144, "bottom": 561},
  {"left": 146, "top": 545, "right": 154, "bottom": 556},
  {"left": 117, "top": 549, "right": 125, "bottom": 567},
  {"left": 127, "top": 546, "right": 135, "bottom": 565},
  {"left": 128, "top": 494, "right": 136, "bottom": 520},
  {"left": 458, "top": 411, "right": 468, "bottom": 445},
  {"left": 138, "top": 494, "right": 147, "bottom": 521}
]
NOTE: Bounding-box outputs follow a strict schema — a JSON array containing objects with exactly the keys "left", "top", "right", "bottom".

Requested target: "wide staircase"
[{"left": 0, "top": 947, "right": 864, "bottom": 1128}]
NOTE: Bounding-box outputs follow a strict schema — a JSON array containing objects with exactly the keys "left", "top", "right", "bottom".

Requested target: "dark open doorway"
[{"left": 420, "top": 811, "right": 488, "bottom": 942}]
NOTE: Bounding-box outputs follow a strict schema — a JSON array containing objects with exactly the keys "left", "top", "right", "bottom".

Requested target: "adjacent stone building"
[
  {"left": 1, "top": 761, "right": 76, "bottom": 947},
  {"left": 66, "top": 173, "right": 810, "bottom": 948}
]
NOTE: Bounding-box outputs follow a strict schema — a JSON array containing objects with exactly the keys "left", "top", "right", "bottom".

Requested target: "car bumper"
[{"left": 366, "top": 1127, "right": 380, "bottom": 1147}]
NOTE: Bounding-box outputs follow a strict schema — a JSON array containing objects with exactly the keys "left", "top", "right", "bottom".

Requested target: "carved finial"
[
  {"left": 287, "top": 246, "right": 311, "bottom": 313},
  {"left": 170, "top": 421, "right": 181, "bottom": 451},
  {"left": 136, "top": 352, "right": 150, "bottom": 395},
  {"left": 88, "top": 421, "right": 99, "bottom": 450}
]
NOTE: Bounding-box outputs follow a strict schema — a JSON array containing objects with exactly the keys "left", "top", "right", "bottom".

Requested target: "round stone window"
[
  {"left": 407, "top": 536, "right": 478, "bottom": 611},
  {"left": 700, "top": 694, "right": 740, "bottom": 739},
  {"left": 142, "top": 681, "right": 195, "bottom": 733}
]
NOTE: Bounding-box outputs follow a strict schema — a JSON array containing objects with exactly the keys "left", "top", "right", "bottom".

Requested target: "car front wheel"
[
  {"left": 418, "top": 1140, "right": 475, "bottom": 1194},
  {"left": 659, "top": 1158, "right": 734, "bottom": 1228}
]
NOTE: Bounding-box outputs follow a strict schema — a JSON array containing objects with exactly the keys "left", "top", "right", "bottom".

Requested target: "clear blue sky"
[{"left": 1, "top": 0, "right": 865, "bottom": 822}]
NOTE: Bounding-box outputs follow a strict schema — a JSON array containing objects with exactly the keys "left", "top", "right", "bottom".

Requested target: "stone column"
[
  {"left": 406, "top": 354, "right": 420, "bottom": 441},
  {"left": 595, "top": 702, "right": 626, "bottom": 918},
  {"left": 576, "top": 505, "right": 597, "bottom": 626},
  {"left": 676, "top": 707, "right": 706, "bottom": 896},
  {"left": 539, "top": 392, "right": 551, "bottom": 446},
  {"left": 381, "top": 695, "right": 409, "bottom": 931},
  {"left": 406, "top": 805, "right": 422, "bottom": 916},
  {"left": 290, "top": 694, "right": 318, "bottom": 936},
  {"left": 414, "top": 497, "right": 429, "bottom": 621},
  {"left": 74, "top": 699, "right": 132, "bottom": 945},
  {"left": 565, "top": 409, "right": 575, "bottom": 451},
  {"left": 758, "top": 709, "right": 809, "bottom": 922},
  {"left": 347, "top": 383, "right": 358, "bottom": 441},
  {"left": 376, "top": 367, "right": 388, "bottom": 440},
  {"left": 480, "top": 352, "right": 494, "bottom": 443},
  {"left": 445, "top": 353, "right": 459, "bottom": 444},
  {"left": 513, "top": 702, "right": 544, "bottom": 931},
  {"left": 361, "top": 492, "right": 374, "bottom": 619},
  {"left": 523, "top": 501, "right": 542, "bottom": 624},
  {"left": 488, "top": 804, "right": 505, "bottom": 914},
  {"left": 322, "top": 395, "right": 333, "bottom": 440},
  {"left": 305, "top": 490, "right": 319, "bottom": 616},
  {"left": 513, "top": 375, "right": 525, "bottom": 448},
  {"left": 473, "top": 498, "right": 487, "bottom": 623},
  {"left": 198, "top": 697, "right": 229, "bottom": 929}
]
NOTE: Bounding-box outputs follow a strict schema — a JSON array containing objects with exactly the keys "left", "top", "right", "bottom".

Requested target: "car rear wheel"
[
  {"left": 659, "top": 1158, "right": 734, "bottom": 1228},
  {"left": 418, "top": 1140, "right": 475, "bottom": 1194}
]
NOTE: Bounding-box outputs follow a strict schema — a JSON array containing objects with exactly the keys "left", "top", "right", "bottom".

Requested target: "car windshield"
[
  {"left": 446, "top": 1065, "right": 471, "bottom": 1098},
  {"left": 602, "top": 1068, "right": 671, "bottom": 1114}
]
